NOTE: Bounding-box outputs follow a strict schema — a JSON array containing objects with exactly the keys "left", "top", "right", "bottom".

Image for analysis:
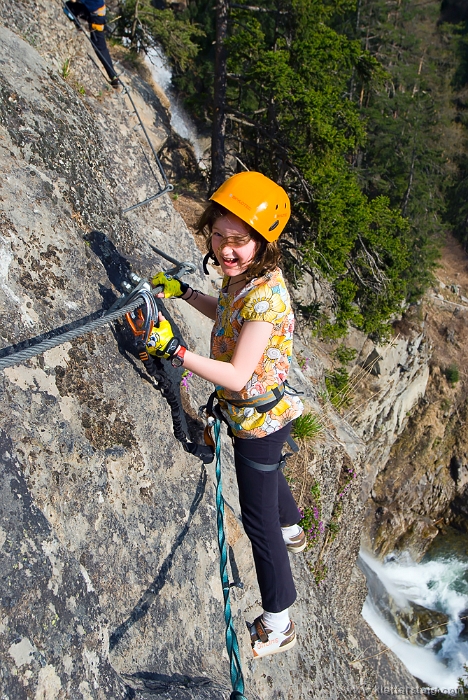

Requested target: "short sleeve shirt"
[{"left": 211, "top": 267, "right": 303, "bottom": 439}]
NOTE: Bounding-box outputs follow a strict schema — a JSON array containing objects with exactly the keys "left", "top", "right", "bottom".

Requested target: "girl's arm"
[
  {"left": 180, "top": 287, "right": 218, "bottom": 320},
  {"left": 155, "top": 287, "right": 217, "bottom": 320},
  {"left": 182, "top": 318, "right": 273, "bottom": 392}
]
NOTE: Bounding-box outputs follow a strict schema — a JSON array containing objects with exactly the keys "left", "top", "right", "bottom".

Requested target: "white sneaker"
[
  {"left": 282, "top": 526, "right": 307, "bottom": 553},
  {"left": 249, "top": 616, "right": 297, "bottom": 658}
]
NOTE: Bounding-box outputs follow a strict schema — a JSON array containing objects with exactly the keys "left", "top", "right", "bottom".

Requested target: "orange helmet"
[{"left": 210, "top": 171, "right": 291, "bottom": 242}]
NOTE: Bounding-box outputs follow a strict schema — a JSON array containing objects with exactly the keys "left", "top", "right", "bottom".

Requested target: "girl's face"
[{"left": 211, "top": 214, "right": 258, "bottom": 278}]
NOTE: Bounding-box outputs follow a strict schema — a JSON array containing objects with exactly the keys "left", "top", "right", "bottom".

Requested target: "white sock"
[
  {"left": 262, "top": 608, "right": 290, "bottom": 633},
  {"left": 281, "top": 524, "right": 302, "bottom": 542}
]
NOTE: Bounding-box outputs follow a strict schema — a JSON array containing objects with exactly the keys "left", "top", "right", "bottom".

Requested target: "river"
[
  {"left": 360, "top": 533, "right": 468, "bottom": 691},
  {"left": 144, "top": 47, "right": 206, "bottom": 167}
]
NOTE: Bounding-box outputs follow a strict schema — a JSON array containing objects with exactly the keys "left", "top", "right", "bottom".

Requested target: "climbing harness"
[
  {"left": 205, "top": 385, "right": 300, "bottom": 467},
  {"left": 217, "top": 384, "right": 285, "bottom": 413},
  {"left": 61, "top": 2, "right": 173, "bottom": 212}
]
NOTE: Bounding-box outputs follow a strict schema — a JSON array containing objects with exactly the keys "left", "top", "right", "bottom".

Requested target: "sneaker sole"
[
  {"left": 253, "top": 634, "right": 297, "bottom": 658},
  {"left": 286, "top": 541, "right": 307, "bottom": 553}
]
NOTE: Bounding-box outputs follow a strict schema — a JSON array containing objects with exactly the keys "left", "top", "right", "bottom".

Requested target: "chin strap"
[{"left": 202, "top": 252, "right": 220, "bottom": 275}]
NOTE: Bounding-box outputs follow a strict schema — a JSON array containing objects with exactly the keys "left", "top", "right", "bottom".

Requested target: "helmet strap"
[{"left": 202, "top": 251, "right": 220, "bottom": 275}]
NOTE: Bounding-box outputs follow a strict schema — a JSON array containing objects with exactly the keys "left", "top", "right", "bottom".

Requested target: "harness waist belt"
[
  {"left": 234, "top": 451, "right": 286, "bottom": 472},
  {"left": 217, "top": 384, "right": 284, "bottom": 414}
]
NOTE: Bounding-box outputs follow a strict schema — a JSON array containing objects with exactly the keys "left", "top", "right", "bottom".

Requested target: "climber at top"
[
  {"left": 63, "top": 0, "right": 119, "bottom": 88},
  {"left": 148, "top": 171, "right": 306, "bottom": 659}
]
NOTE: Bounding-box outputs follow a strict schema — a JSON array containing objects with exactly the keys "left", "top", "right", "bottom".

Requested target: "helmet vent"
[{"left": 269, "top": 221, "right": 280, "bottom": 232}]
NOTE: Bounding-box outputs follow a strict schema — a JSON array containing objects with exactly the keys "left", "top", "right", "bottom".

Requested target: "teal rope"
[{"left": 213, "top": 417, "right": 248, "bottom": 700}]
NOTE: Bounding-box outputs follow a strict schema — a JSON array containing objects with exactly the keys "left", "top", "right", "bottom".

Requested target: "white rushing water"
[
  {"left": 360, "top": 548, "right": 468, "bottom": 690},
  {"left": 144, "top": 47, "right": 206, "bottom": 166}
]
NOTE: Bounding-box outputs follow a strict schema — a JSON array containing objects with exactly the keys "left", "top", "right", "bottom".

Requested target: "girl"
[{"left": 149, "top": 171, "right": 305, "bottom": 659}]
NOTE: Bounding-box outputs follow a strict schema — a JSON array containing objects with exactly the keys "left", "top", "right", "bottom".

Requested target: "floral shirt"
[{"left": 211, "top": 267, "right": 303, "bottom": 439}]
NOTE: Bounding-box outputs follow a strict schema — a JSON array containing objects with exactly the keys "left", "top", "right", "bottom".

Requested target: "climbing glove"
[
  {"left": 151, "top": 272, "right": 189, "bottom": 299},
  {"left": 146, "top": 319, "right": 180, "bottom": 359}
]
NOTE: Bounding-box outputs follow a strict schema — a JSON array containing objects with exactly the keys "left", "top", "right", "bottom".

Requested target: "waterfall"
[
  {"left": 360, "top": 547, "right": 468, "bottom": 690},
  {"left": 144, "top": 47, "right": 206, "bottom": 167}
]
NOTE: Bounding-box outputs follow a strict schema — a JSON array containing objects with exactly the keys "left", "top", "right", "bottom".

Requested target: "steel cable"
[
  {"left": 0, "top": 295, "right": 144, "bottom": 371},
  {"left": 61, "top": 1, "right": 173, "bottom": 212}
]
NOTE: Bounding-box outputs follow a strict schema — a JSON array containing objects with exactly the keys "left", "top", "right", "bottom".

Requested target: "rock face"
[
  {"left": 0, "top": 7, "right": 388, "bottom": 699},
  {"left": 353, "top": 294, "right": 468, "bottom": 560},
  {"left": 348, "top": 323, "right": 431, "bottom": 502}
]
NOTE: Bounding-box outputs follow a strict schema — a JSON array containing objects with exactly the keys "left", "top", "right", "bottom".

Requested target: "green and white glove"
[
  {"left": 151, "top": 271, "right": 189, "bottom": 298},
  {"left": 146, "top": 319, "right": 180, "bottom": 359}
]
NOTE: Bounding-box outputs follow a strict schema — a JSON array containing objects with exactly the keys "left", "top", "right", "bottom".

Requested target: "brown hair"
[{"left": 196, "top": 201, "right": 282, "bottom": 281}]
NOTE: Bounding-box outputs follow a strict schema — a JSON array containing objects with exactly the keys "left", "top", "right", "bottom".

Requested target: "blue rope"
[{"left": 213, "top": 417, "right": 249, "bottom": 700}]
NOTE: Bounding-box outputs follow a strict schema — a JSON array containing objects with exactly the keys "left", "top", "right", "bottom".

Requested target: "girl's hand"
[
  {"left": 146, "top": 312, "right": 180, "bottom": 358},
  {"left": 151, "top": 272, "right": 189, "bottom": 299}
]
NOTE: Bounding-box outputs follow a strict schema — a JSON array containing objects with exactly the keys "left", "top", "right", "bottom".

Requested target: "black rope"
[{"left": 137, "top": 345, "right": 214, "bottom": 464}]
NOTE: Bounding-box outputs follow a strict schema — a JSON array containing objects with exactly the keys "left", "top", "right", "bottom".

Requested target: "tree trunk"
[
  {"left": 131, "top": 0, "right": 140, "bottom": 48},
  {"left": 401, "top": 149, "right": 416, "bottom": 216},
  {"left": 210, "top": 0, "right": 229, "bottom": 194}
]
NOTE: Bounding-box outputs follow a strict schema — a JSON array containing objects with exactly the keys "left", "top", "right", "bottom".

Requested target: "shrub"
[
  {"left": 444, "top": 364, "right": 460, "bottom": 385},
  {"left": 298, "top": 482, "right": 324, "bottom": 549},
  {"left": 332, "top": 344, "right": 357, "bottom": 365},
  {"left": 325, "top": 367, "right": 352, "bottom": 408}
]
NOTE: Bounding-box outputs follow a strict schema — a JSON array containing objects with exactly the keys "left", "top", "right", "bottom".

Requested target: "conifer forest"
[{"left": 115, "top": 0, "right": 468, "bottom": 339}]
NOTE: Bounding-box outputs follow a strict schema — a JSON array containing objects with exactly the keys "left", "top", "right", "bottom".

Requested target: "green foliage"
[
  {"left": 327, "top": 500, "right": 343, "bottom": 542},
  {"left": 445, "top": 364, "right": 460, "bottom": 385},
  {"left": 296, "top": 351, "right": 310, "bottom": 370},
  {"left": 299, "top": 481, "right": 324, "bottom": 549},
  {"left": 61, "top": 58, "right": 71, "bottom": 79},
  {"left": 351, "top": 1, "right": 456, "bottom": 296},
  {"left": 332, "top": 344, "right": 357, "bottom": 365},
  {"left": 325, "top": 367, "right": 352, "bottom": 408},
  {"left": 115, "top": 0, "right": 204, "bottom": 72},
  {"left": 309, "top": 560, "right": 328, "bottom": 585},
  {"left": 441, "top": 398, "right": 451, "bottom": 412},
  {"left": 168, "top": 0, "right": 424, "bottom": 338},
  {"left": 292, "top": 412, "right": 324, "bottom": 441},
  {"left": 458, "top": 663, "right": 468, "bottom": 695}
]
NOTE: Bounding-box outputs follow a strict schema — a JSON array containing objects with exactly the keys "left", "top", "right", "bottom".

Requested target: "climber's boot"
[{"left": 249, "top": 616, "right": 297, "bottom": 659}]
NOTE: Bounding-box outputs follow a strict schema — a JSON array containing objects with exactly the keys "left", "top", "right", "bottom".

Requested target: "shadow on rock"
[
  {"left": 109, "top": 463, "right": 207, "bottom": 651},
  {"left": 121, "top": 670, "right": 231, "bottom": 699}
]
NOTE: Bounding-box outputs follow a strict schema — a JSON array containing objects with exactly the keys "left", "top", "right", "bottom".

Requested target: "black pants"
[
  {"left": 233, "top": 423, "right": 301, "bottom": 613},
  {"left": 65, "top": 2, "right": 117, "bottom": 80}
]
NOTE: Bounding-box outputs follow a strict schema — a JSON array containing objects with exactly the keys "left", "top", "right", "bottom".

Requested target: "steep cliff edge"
[
  {"left": 0, "top": 6, "right": 384, "bottom": 699},
  {"left": 354, "top": 239, "right": 468, "bottom": 561}
]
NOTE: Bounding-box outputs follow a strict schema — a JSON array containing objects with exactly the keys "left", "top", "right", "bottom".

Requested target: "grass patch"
[
  {"left": 61, "top": 57, "right": 71, "bottom": 79},
  {"left": 332, "top": 344, "right": 357, "bottom": 365},
  {"left": 292, "top": 412, "right": 324, "bottom": 442}
]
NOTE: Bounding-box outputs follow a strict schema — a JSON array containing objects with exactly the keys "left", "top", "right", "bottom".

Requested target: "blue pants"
[
  {"left": 65, "top": 2, "right": 117, "bottom": 80},
  {"left": 233, "top": 423, "right": 301, "bottom": 612}
]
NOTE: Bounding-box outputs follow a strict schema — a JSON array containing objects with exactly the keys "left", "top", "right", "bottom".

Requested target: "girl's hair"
[{"left": 196, "top": 201, "right": 282, "bottom": 281}]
